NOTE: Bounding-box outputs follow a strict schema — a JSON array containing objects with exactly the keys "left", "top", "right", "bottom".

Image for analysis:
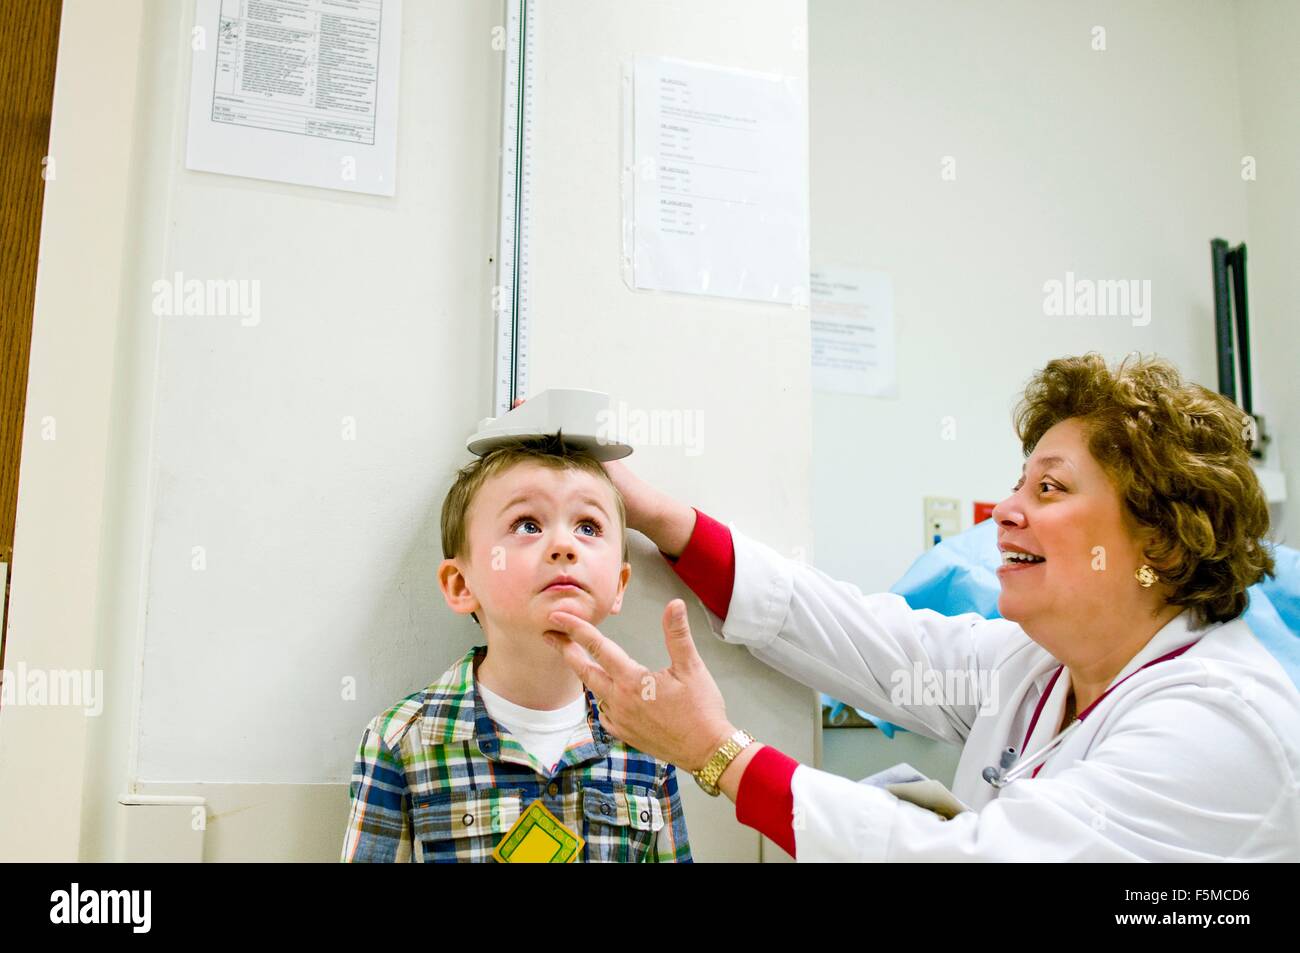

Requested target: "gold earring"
[{"left": 1134, "top": 565, "right": 1158, "bottom": 588}]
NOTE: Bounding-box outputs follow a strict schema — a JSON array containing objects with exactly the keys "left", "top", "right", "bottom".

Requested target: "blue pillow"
[{"left": 822, "top": 520, "right": 1300, "bottom": 736}]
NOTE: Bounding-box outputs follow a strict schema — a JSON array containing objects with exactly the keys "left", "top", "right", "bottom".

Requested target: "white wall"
[
  {"left": 810, "top": 0, "right": 1278, "bottom": 596},
  {"left": 130, "top": 0, "right": 502, "bottom": 786},
  {"left": 808, "top": 0, "right": 1296, "bottom": 781}
]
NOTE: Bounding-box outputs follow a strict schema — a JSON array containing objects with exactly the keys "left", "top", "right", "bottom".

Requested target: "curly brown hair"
[{"left": 1012, "top": 352, "right": 1274, "bottom": 626}]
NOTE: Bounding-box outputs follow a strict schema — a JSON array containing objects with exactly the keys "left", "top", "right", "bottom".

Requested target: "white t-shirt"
[{"left": 477, "top": 681, "right": 588, "bottom": 772}]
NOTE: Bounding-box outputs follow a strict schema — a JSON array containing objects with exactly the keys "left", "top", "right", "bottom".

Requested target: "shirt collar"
[{"left": 417, "top": 646, "right": 480, "bottom": 748}]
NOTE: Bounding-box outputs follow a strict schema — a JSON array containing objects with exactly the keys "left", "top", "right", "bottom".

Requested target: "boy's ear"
[
  {"left": 438, "top": 558, "right": 481, "bottom": 617},
  {"left": 607, "top": 561, "right": 633, "bottom": 615}
]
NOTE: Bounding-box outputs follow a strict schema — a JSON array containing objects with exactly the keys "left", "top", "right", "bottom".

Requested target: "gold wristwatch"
[{"left": 692, "top": 728, "right": 756, "bottom": 796}]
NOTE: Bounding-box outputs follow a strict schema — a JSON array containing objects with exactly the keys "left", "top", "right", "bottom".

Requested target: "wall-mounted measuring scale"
[
  {"left": 493, "top": 0, "right": 539, "bottom": 417},
  {"left": 476, "top": 4, "right": 631, "bottom": 459}
]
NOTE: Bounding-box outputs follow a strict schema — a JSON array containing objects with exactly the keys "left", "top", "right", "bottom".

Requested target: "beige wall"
[
  {"left": 0, "top": 0, "right": 812, "bottom": 862},
  {"left": 0, "top": 0, "right": 146, "bottom": 862}
]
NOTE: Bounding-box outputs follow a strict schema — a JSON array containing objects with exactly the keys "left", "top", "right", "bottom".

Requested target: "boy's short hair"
[{"left": 441, "top": 433, "right": 630, "bottom": 572}]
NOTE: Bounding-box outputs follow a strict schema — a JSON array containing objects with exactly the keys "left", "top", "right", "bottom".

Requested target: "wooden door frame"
[{"left": 1, "top": 1, "right": 62, "bottom": 645}]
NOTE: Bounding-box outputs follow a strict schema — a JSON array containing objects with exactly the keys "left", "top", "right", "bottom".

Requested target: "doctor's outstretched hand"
[{"left": 544, "top": 599, "right": 746, "bottom": 776}]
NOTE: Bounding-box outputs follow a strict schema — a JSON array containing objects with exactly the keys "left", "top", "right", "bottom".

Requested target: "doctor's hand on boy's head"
[
  {"left": 598, "top": 459, "right": 660, "bottom": 534},
  {"left": 601, "top": 459, "right": 697, "bottom": 560},
  {"left": 543, "top": 598, "right": 735, "bottom": 772}
]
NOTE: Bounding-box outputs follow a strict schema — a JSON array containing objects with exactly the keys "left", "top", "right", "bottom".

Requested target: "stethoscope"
[{"left": 983, "top": 638, "right": 1201, "bottom": 789}]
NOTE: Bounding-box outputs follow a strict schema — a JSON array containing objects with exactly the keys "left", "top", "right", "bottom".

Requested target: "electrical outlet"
[{"left": 923, "top": 496, "right": 961, "bottom": 550}]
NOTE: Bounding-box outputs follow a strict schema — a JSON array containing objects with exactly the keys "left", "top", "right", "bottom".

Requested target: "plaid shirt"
[{"left": 342, "top": 646, "right": 692, "bottom": 863}]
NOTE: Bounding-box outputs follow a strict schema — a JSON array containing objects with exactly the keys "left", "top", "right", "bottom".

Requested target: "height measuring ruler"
[{"left": 493, "top": 0, "right": 539, "bottom": 417}]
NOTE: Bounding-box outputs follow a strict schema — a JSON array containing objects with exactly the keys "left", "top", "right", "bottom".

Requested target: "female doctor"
[{"left": 544, "top": 352, "right": 1300, "bottom": 861}]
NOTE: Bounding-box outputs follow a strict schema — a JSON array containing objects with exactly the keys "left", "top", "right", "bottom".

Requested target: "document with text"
[
  {"left": 186, "top": 0, "right": 401, "bottom": 195},
  {"left": 629, "top": 55, "right": 807, "bottom": 304}
]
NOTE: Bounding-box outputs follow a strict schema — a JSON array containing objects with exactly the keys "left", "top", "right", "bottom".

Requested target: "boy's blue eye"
[{"left": 510, "top": 517, "right": 603, "bottom": 536}]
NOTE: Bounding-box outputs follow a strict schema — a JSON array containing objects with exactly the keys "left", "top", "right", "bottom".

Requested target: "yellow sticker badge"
[{"left": 492, "top": 798, "right": 584, "bottom": 863}]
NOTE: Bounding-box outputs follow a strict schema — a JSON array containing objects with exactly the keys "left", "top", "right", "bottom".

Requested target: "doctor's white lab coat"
[{"left": 703, "top": 527, "right": 1300, "bottom": 861}]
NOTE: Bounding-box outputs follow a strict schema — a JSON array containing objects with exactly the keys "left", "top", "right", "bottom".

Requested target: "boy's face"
[{"left": 439, "top": 462, "right": 631, "bottom": 635}]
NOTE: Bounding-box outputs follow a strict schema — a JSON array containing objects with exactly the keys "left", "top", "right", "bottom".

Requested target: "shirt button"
[
  {"left": 600, "top": 803, "right": 612, "bottom": 816},
  {"left": 547, "top": 782, "right": 559, "bottom": 797},
  {"left": 640, "top": 810, "right": 650, "bottom": 823},
  {"left": 462, "top": 813, "right": 474, "bottom": 827}
]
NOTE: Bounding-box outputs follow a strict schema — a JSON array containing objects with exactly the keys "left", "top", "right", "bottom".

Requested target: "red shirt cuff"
[
  {"left": 662, "top": 507, "right": 735, "bottom": 620},
  {"left": 734, "top": 745, "right": 799, "bottom": 859}
]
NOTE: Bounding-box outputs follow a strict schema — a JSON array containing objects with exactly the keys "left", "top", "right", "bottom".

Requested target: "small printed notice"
[
  {"left": 186, "top": 0, "right": 401, "bottom": 195},
  {"left": 811, "top": 267, "right": 897, "bottom": 397},
  {"left": 629, "top": 55, "right": 808, "bottom": 304}
]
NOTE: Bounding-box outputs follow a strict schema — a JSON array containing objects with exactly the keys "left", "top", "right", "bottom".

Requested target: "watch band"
[{"left": 692, "top": 728, "right": 756, "bottom": 796}]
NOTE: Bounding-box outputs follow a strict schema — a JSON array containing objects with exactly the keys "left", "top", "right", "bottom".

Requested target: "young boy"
[{"left": 341, "top": 435, "right": 691, "bottom": 862}]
